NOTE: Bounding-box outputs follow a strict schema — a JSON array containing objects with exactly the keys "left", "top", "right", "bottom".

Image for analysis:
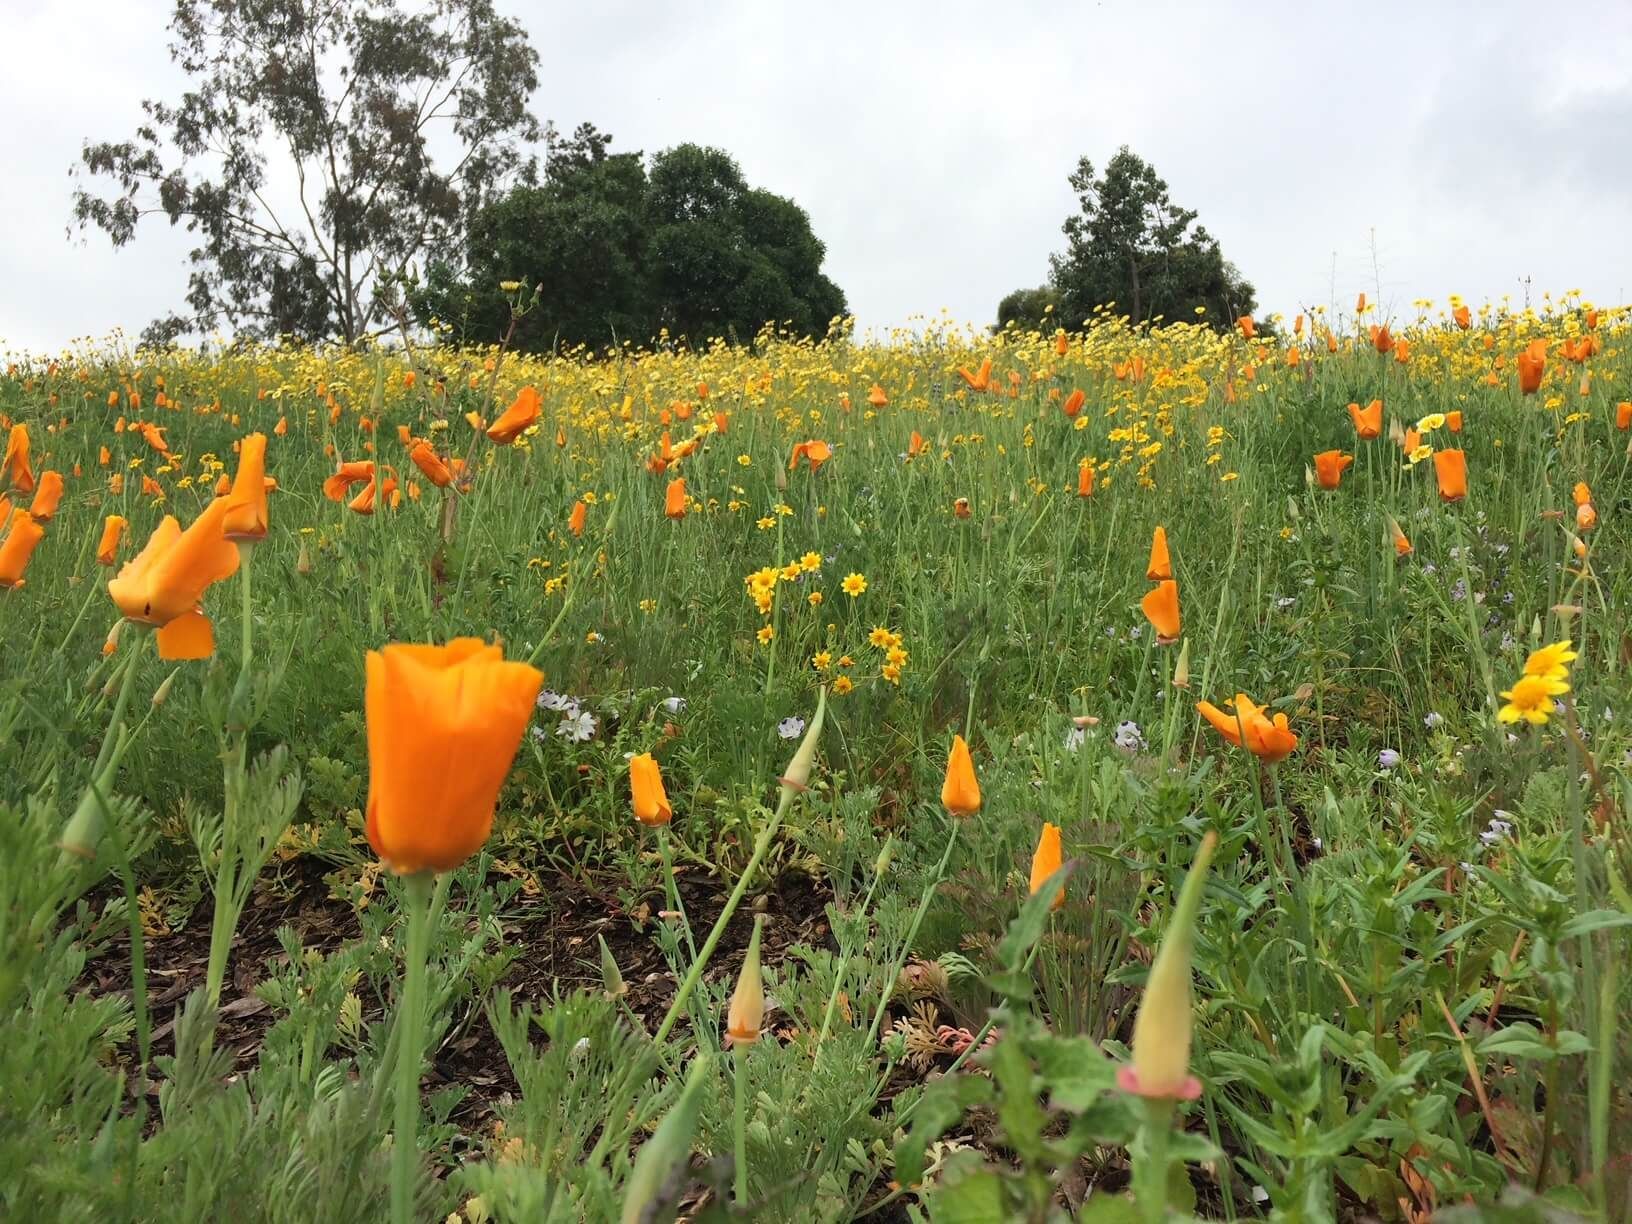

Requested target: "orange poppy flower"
[
  {"left": 3, "top": 424, "right": 34, "bottom": 494},
  {"left": 409, "top": 441, "right": 452, "bottom": 489},
  {"left": 1433, "top": 449, "right": 1467, "bottom": 502},
  {"left": 789, "top": 440, "right": 833, "bottom": 471},
  {"left": 956, "top": 358, "right": 993, "bottom": 392},
  {"left": 1393, "top": 339, "right": 1411, "bottom": 364},
  {"left": 1388, "top": 516, "right": 1412, "bottom": 557},
  {"left": 1146, "top": 526, "right": 1172, "bottom": 581},
  {"left": 1618, "top": 402, "right": 1632, "bottom": 431},
  {"left": 222, "top": 432, "right": 268, "bottom": 542},
  {"left": 99, "top": 445, "right": 111, "bottom": 467},
  {"left": 712, "top": 411, "right": 728, "bottom": 435},
  {"left": 28, "top": 470, "right": 64, "bottom": 521},
  {"left": 1062, "top": 388, "right": 1086, "bottom": 418},
  {"left": 274, "top": 415, "right": 288, "bottom": 436},
  {"left": 664, "top": 477, "right": 686, "bottom": 520},
  {"left": 941, "top": 733, "right": 981, "bottom": 816},
  {"left": 568, "top": 500, "right": 587, "bottom": 537},
  {"left": 348, "top": 472, "right": 396, "bottom": 516},
  {"left": 1028, "top": 822, "right": 1065, "bottom": 910},
  {"left": 1196, "top": 693, "right": 1298, "bottom": 762},
  {"left": 1055, "top": 330, "right": 1069, "bottom": 357},
  {"left": 0, "top": 509, "right": 45, "bottom": 589},
  {"left": 486, "top": 385, "right": 542, "bottom": 443},
  {"left": 107, "top": 497, "right": 241, "bottom": 659},
  {"left": 1586, "top": 309, "right": 1599, "bottom": 330},
  {"left": 1348, "top": 399, "right": 1382, "bottom": 439},
  {"left": 629, "top": 752, "right": 672, "bottom": 826},
  {"left": 97, "top": 514, "right": 127, "bottom": 566},
  {"left": 1077, "top": 460, "right": 1095, "bottom": 498},
  {"left": 1236, "top": 315, "right": 1255, "bottom": 339},
  {"left": 1141, "top": 579, "right": 1181, "bottom": 642},
  {"left": 1453, "top": 304, "right": 1471, "bottom": 329},
  {"left": 1446, "top": 410, "right": 1462, "bottom": 433},
  {"left": 1356, "top": 292, "right": 1367, "bottom": 314},
  {"left": 1371, "top": 325, "right": 1393, "bottom": 354},
  {"left": 908, "top": 430, "right": 927, "bottom": 458},
  {"left": 364, "top": 639, "right": 543, "bottom": 874},
  {"left": 867, "top": 384, "right": 888, "bottom": 408},
  {"left": 1313, "top": 450, "right": 1353, "bottom": 491},
  {"left": 323, "top": 460, "right": 376, "bottom": 501},
  {"left": 952, "top": 496, "right": 971, "bottom": 519},
  {"left": 141, "top": 475, "right": 164, "bottom": 499},
  {"left": 1517, "top": 341, "right": 1545, "bottom": 395}
]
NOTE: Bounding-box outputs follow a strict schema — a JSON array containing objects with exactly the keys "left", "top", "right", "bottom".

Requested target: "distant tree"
[
  {"left": 1001, "top": 147, "right": 1255, "bottom": 332},
  {"left": 71, "top": 0, "right": 541, "bottom": 347},
  {"left": 994, "top": 285, "right": 1058, "bottom": 333},
  {"left": 423, "top": 135, "right": 846, "bottom": 350}
]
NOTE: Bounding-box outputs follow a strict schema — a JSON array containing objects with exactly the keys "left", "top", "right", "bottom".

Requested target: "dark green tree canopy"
[
  {"left": 994, "top": 285, "right": 1058, "bottom": 333},
  {"left": 72, "top": 0, "right": 542, "bottom": 347},
  {"left": 997, "top": 147, "right": 1255, "bottom": 333},
  {"left": 421, "top": 130, "right": 847, "bottom": 351}
]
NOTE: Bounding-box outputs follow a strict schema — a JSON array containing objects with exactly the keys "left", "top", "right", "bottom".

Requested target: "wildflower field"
[{"left": 3, "top": 295, "right": 1631, "bottom": 1222}]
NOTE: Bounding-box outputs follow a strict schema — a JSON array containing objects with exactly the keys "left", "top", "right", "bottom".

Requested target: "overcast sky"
[{"left": 3, "top": 0, "right": 1629, "bottom": 354}]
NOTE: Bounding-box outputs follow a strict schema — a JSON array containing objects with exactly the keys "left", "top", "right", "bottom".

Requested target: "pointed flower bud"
[
  {"left": 779, "top": 686, "right": 827, "bottom": 800},
  {"left": 726, "top": 915, "right": 765, "bottom": 1046}
]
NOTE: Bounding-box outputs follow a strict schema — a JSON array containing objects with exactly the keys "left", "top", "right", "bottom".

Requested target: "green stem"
[
  {"left": 391, "top": 871, "right": 435, "bottom": 1224},
  {"left": 1133, "top": 1097, "right": 1175, "bottom": 1223},
  {"left": 657, "top": 826, "right": 698, "bottom": 963},
  {"left": 733, "top": 1046, "right": 750, "bottom": 1205},
  {"left": 92, "top": 639, "right": 144, "bottom": 780}
]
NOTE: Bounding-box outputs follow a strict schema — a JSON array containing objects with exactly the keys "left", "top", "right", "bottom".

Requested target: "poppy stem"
[
  {"left": 1132, "top": 1097, "right": 1175, "bottom": 1223},
  {"left": 732, "top": 1044, "right": 750, "bottom": 1205},
  {"left": 390, "top": 870, "right": 436, "bottom": 1224}
]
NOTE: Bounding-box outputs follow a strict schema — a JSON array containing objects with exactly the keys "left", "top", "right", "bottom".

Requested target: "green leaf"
[
  {"left": 927, "top": 1166, "right": 1010, "bottom": 1224},
  {"left": 1559, "top": 909, "right": 1632, "bottom": 939},
  {"left": 1031, "top": 1036, "right": 1116, "bottom": 1113},
  {"left": 996, "top": 860, "right": 1076, "bottom": 971},
  {"left": 1074, "top": 1192, "right": 1140, "bottom": 1224},
  {"left": 894, "top": 1074, "right": 995, "bottom": 1189}
]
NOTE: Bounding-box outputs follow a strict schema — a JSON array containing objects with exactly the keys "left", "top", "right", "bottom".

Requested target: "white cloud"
[{"left": 3, "top": 0, "right": 1629, "bottom": 354}]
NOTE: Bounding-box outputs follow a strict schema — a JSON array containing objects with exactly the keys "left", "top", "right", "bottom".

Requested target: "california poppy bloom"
[
  {"left": 1146, "top": 526, "right": 1172, "bottom": 581},
  {"left": 908, "top": 431, "right": 927, "bottom": 458},
  {"left": 28, "top": 470, "right": 64, "bottom": 521},
  {"left": 97, "top": 514, "right": 127, "bottom": 565},
  {"left": 0, "top": 509, "right": 45, "bottom": 589},
  {"left": 107, "top": 497, "right": 241, "bottom": 659},
  {"left": 364, "top": 639, "right": 544, "bottom": 875},
  {"left": 1517, "top": 341, "right": 1546, "bottom": 395},
  {"left": 1574, "top": 482, "right": 1597, "bottom": 532},
  {"left": 1348, "top": 399, "right": 1382, "bottom": 439},
  {"left": 1196, "top": 693, "right": 1298, "bottom": 762},
  {"left": 1452, "top": 304, "right": 1471, "bottom": 329},
  {"left": 1432, "top": 449, "right": 1467, "bottom": 502},
  {"left": 1446, "top": 410, "right": 1463, "bottom": 433},
  {"left": 1028, "top": 822, "right": 1064, "bottom": 910},
  {"left": 409, "top": 441, "right": 453, "bottom": 488},
  {"left": 1055, "top": 330, "right": 1070, "bottom": 356},
  {"left": 1618, "top": 402, "right": 1632, "bottom": 431},
  {"left": 486, "top": 385, "right": 542, "bottom": 443},
  {"left": 222, "top": 433, "right": 268, "bottom": 542},
  {"left": 941, "top": 733, "right": 981, "bottom": 816},
  {"left": 348, "top": 472, "right": 396, "bottom": 516},
  {"left": 323, "top": 460, "right": 376, "bottom": 501},
  {"left": 953, "top": 496, "right": 971, "bottom": 519},
  {"left": 630, "top": 752, "right": 672, "bottom": 826},
  {"left": 664, "top": 477, "right": 686, "bottom": 520},
  {"left": 788, "top": 440, "right": 833, "bottom": 471},
  {"left": 1355, "top": 292, "right": 1367, "bottom": 314},
  {"left": 1061, "top": 388, "right": 1086, "bottom": 419},
  {"left": 956, "top": 358, "right": 992, "bottom": 392},
  {"left": 868, "top": 384, "right": 889, "bottom": 408},
  {"left": 1077, "top": 460, "right": 1095, "bottom": 498},
  {"left": 1141, "top": 579, "right": 1181, "bottom": 642},
  {"left": 1236, "top": 315, "right": 1255, "bottom": 339},
  {"left": 1313, "top": 450, "right": 1353, "bottom": 491},
  {"left": 3, "top": 423, "right": 34, "bottom": 495},
  {"left": 1372, "top": 325, "right": 1394, "bottom": 355},
  {"left": 568, "top": 500, "right": 587, "bottom": 537}
]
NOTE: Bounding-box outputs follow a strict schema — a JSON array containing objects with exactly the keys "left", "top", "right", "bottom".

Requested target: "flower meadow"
[{"left": 3, "top": 293, "right": 1632, "bottom": 1222}]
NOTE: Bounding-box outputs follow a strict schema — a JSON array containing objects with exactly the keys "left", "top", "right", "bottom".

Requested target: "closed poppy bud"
[
  {"left": 1388, "top": 516, "right": 1412, "bottom": 557},
  {"left": 274, "top": 415, "right": 288, "bottom": 436},
  {"left": 1433, "top": 449, "right": 1467, "bottom": 502},
  {"left": 1077, "top": 459, "right": 1095, "bottom": 498},
  {"left": 953, "top": 496, "right": 971, "bottom": 519},
  {"left": 28, "top": 470, "right": 64, "bottom": 521},
  {"left": 1446, "top": 410, "right": 1463, "bottom": 433},
  {"left": 1118, "top": 831, "right": 1218, "bottom": 1101},
  {"left": 3, "top": 423, "right": 34, "bottom": 494},
  {"left": 1145, "top": 526, "right": 1172, "bottom": 581},
  {"left": 99, "top": 445, "right": 110, "bottom": 467},
  {"left": 726, "top": 915, "right": 765, "bottom": 1045},
  {"left": 222, "top": 432, "right": 269, "bottom": 542},
  {"left": 1312, "top": 450, "right": 1353, "bottom": 490},
  {"left": 1236, "top": 315, "right": 1255, "bottom": 339},
  {"left": 0, "top": 509, "right": 45, "bottom": 589},
  {"left": 364, "top": 639, "right": 543, "bottom": 875},
  {"left": 150, "top": 668, "right": 179, "bottom": 708},
  {"left": 1518, "top": 344, "right": 1545, "bottom": 395},
  {"left": 1055, "top": 329, "right": 1070, "bottom": 357},
  {"left": 779, "top": 686, "right": 827, "bottom": 801},
  {"left": 296, "top": 540, "right": 313, "bottom": 575},
  {"left": 568, "top": 500, "right": 587, "bottom": 537},
  {"left": 1028, "top": 822, "right": 1065, "bottom": 910},
  {"left": 1618, "top": 402, "right": 1632, "bottom": 431},
  {"left": 629, "top": 752, "right": 672, "bottom": 826},
  {"left": 1062, "top": 388, "right": 1086, "bottom": 418},
  {"left": 96, "top": 514, "right": 127, "bottom": 565},
  {"left": 598, "top": 934, "right": 628, "bottom": 1000},
  {"left": 867, "top": 384, "right": 888, "bottom": 408},
  {"left": 1373, "top": 325, "right": 1393, "bottom": 354},
  {"left": 941, "top": 733, "right": 981, "bottom": 816},
  {"left": 1347, "top": 399, "right": 1382, "bottom": 439},
  {"left": 486, "top": 385, "right": 541, "bottom": 444},
  {"left": 1141, "top": 579, "right": 1181, "bottom": 643},
  {"left": 1356, "top": 292, "right": 1367, "bottom": 313},
  {"left": 1171, "top": 637, "right": 1191, "bottom": 690},
  {"left": 409, "top": 441, "right": 452, "bottom": 488},
  {"left": 1453, "top": 304, "right": 1471, "bottom": 329},
  {"left": 664, "top": 477, "right": 686, "bottom": 520}
]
